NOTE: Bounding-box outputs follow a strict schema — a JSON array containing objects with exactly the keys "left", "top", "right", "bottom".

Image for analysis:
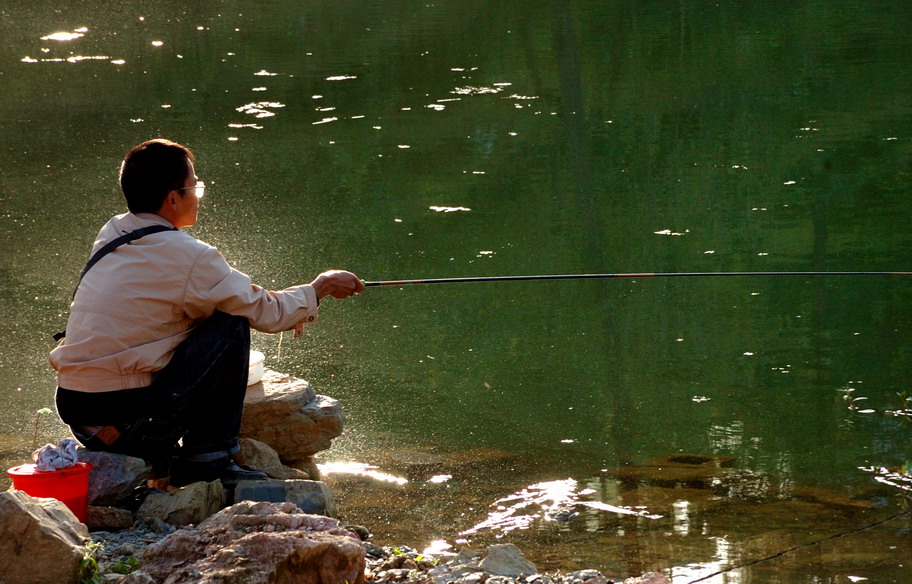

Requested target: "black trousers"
[{"left": 56, "top": 312, "right": 251, "bottom": 464}]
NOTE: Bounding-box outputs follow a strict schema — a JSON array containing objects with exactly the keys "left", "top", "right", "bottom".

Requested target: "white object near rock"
[
  {"left": 248, "top": 349, "right": 265, "bottom": 385},
  {"left": 0, "top": 490, "right": 89, "bottom": 584}
]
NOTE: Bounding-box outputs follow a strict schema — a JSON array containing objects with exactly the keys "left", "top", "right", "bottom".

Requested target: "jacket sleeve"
[{"left": 182, "top": 245, "right": 319, "bottom": 333}]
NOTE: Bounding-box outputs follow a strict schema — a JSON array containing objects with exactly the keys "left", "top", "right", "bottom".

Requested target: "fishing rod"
[{"left": 364, "top": 271, "right": 912, "bottom": 287}]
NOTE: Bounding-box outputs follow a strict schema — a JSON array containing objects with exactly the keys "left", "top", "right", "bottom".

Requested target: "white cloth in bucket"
[{"left": 32, "top": 438, "right": 79, "bottom": 471}]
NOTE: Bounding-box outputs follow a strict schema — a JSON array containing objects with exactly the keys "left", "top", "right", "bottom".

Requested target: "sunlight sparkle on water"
[
  {"left": 452, "top": 86, "right": 504, "bottom": 95},
  {"left": 41, "top": 28, "right": 87, "bottom": 41},
  {"left": 237, "top": 102, "right": 285, "bottom": 118},
  {"left": 861, "top": 466, "right": 912, "bottom": 492},
  {"left": 319, "top": 461, "right": 408, "bottom": 485},
  {"left": 460, "top": 478, "right": 660, "bottom": 536},
  {"left": 422, "top": 540, "right": 456, "bottom": 557},
  {"left": 670, "top": 537, "right": 735, "bottom": 583},
  {"left": 429, "top": 206, "right": 471, "bottom": 213}
]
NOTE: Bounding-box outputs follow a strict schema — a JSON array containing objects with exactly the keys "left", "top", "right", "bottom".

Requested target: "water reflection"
[
  {"left": 319, "top": 461, "right": 408, "bottom": 486},
  {"left": 319, "top": 442, "right": 910, "bottom": 581},
  {"left": 460, "top": 477, "right": 662, "bottom": 537},
  {"left": 4, "top": 1, "right": 912, "bottom": 581}
]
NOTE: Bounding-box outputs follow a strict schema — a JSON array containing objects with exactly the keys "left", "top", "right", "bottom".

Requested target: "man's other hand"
[{"left": 310, "top": 270, "right": 365, "bottom": 300}]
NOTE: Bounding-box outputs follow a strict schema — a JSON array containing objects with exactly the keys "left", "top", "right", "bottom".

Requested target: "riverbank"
[{"left": 86, "top": 518, "right": 671, "bottom": 584}]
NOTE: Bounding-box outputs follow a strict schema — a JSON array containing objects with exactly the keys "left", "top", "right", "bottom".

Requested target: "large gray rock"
[
  {"left": 0, "top": 490, "right": 89, "bottom": 584},
  {"left": 137, "top": 480, "right": 226, "bottom": 526},
  {"left": 141, "top": 500, "right": 365, "bottom": 584},
  {"left": 241, "top": 370, "right": 344, "bottom": 465},
  {"left": 77, "top": 449, "right": 151, "bottom": 506},
  {"left": 233, "top": 479, "right": 336, "bottom": 516},
  {"left": 478, "top": 543, "right": 537, "bottom": 577}
]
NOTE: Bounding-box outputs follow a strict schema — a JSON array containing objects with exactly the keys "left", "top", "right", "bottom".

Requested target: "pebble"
[{"left": 89, "top": 523, "right": 175, "bottom": 574}]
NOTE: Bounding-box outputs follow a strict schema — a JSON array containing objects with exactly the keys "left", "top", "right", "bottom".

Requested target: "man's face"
[{"left": 173, "top": 159, "right": 201, "bottom": 228}]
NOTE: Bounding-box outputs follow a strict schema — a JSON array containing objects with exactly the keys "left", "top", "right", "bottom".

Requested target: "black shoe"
[{"left": 170, "top": 457, "right": 268, "bottom": 487}]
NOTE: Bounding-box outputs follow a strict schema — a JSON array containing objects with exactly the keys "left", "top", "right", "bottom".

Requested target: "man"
[{"left": 50, "top": 138, "right": 364, "bottom": 486}]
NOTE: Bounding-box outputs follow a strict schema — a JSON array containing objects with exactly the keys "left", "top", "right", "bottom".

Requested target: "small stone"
[
  {"left": 364, "top": 542, "right": 386, "bottom": 558},
  {"left": 450, "top": 547, "right": 483, "bottom": 567},
  {"left": 87, "top": 505, "right": 134, "bottom": 531},
  {"left": 564, "top": 569, "right": 607, "bottom": 584},
  {"left": 623, "top": 573, "right": 672, "bottom": 584},
  {"left": 457, "top": 573, "right": 489, "bottom": 583},
  {"left": 345, "top": 524, "right": 372, "bottom": 541},
  {"left": 401, "top": 558, "right": 419, "bottom": 570},
  {"left": 120, "top": 572, "right": 156, "bottom": 584}
]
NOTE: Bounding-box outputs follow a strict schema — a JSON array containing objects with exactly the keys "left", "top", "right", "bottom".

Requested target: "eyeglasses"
[{"left": 177, "top": 181, "right": 206, "bottom": 199}]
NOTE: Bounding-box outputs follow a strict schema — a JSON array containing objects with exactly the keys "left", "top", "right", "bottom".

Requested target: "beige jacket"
[{"left": 49, "top": 212, "right": 319, "bottom": 392}]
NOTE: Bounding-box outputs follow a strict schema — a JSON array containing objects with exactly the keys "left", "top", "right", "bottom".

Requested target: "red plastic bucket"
[{"left": 7, "top": 462, "right": 92, "bottom": 522}]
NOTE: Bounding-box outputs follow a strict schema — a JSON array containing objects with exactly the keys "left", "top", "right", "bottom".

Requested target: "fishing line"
[
  {"left": 364, "top": 271, "right": 912, "bottom": 287},
  {"left": 685, "top": 508, "right": 911, "bottom": 583}
]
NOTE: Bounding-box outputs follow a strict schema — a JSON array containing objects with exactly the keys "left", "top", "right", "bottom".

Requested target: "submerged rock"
[
  {"left": 613, "top": 453, "right": 736, "bottom": 488},
  {"left": 792, "top": 486, "right": 876, "bottom": 509}
]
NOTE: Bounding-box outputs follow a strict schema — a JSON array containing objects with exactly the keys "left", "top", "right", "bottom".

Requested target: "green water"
[{"left": 2, "top": 1, "right": 911, "bottom": 581}]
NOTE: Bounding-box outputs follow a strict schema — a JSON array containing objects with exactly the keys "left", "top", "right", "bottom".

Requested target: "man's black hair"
[{"left": 119, "top": 139, "right": 195, "bottom": 214}]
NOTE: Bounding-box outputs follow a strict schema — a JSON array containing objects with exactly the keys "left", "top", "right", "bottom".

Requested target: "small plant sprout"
[{"left": 76, "top": 541, "right": 105, "bottom": 584}]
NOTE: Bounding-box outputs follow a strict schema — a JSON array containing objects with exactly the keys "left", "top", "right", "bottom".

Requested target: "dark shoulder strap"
[
  {"left": 76, "top": 225, "right": 177, "bottom": 287},
  {"left": 53, "top": 225, "right": 177, "bottom": 341}
]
